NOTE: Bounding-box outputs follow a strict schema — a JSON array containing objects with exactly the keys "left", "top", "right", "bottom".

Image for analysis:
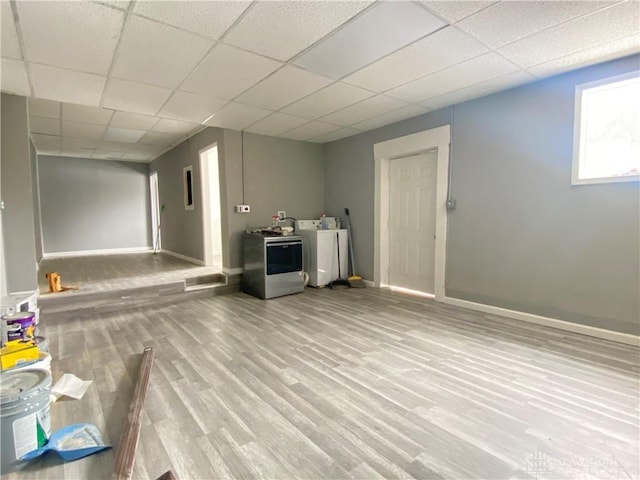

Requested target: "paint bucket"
[
  {"left": 2, "top": 312, "right": 36, "bottom": 341},
  {"left": 6, "top": 323, "right": 22, "bottom": 342},
  {"left": 0, "top": 369, "right": 52, "bottom": 474},
  {"left": 4, "top": 353, "right": 52, "bottom": 375},
  {"left": 34, "top": 336, "right": 49, "bottom": 354}
]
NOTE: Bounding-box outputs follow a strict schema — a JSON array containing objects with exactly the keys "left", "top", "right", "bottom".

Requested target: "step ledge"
[{"left": 184, "top": 283, "right": 225, "bottom": 292}]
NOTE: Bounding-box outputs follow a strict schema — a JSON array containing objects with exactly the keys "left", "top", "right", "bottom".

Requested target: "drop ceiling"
[{"left": 1, "top": 0, "right": 638, "bottom": 162}]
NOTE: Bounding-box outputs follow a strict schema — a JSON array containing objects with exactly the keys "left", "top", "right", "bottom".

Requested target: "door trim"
[
  {"left": 149, "top": 171, "right": 161, "bottom": 253},
  {"left": 374, "top": 125, "right": 450, "bottom": 301}
]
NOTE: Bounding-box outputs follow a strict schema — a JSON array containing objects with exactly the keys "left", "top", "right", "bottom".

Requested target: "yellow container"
[{"left": 0, "top": 341, "right": 39, "bottom": 370}]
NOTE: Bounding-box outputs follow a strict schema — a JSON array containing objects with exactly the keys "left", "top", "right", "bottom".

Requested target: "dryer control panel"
[{"left": 297, "top": 218, "right": 341, "bottom": 230}]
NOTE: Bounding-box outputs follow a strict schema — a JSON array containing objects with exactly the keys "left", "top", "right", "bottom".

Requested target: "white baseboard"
[
  {"left": 161, "top": 249, "right": 205, "bottom": 266},
  {"left": 363, "top": 279, "right": 375, "bottom": 287},
  {"left": 443, "top": 296, "right": 639, "bottom": 347},
  {"left": 223, "top": 267, "right": 243, "bottom": 275},
  {"left": 43, "top": 246, "right": 152, "bottom": 259}
]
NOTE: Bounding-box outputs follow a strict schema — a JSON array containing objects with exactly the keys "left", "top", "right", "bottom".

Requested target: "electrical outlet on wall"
[
  {"left": 277, "top": 210, "right": 286, "bottom": 219},
  {"left": 234, "top": 204, "right": 250, "bottom": 213}
]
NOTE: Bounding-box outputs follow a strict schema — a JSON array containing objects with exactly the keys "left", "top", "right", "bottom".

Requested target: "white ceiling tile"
[
  {"left": 236, "top": 66, "right": 333, "bottom": 110},
  {"left": 29, "top": 116, "right": 60, "bottom": 136},
  {"left": 158, "top": 91, "right": 227, "bottom": 123},
  {"left": 457, "top": 1, "right": 616, "bottom": 49},
  {"left": 126, "top": 143, "right": 166, "bottom": 155},
  {"left": 499, "top": 2, "right": 640, "bottom": 68},
  {"left": 295, "top": 1, "right": 447, "bottom": 79},
  {"left": 109, "top": 111, "right": 159, "bottom": 130},
  {"left": 310, "top": 127, "right": 362, "bottom": 144},
  {"left": 151, "top": 118, "right": 198, "bottom": 135},
  {"left": 102, "top": 79, "right": 172, "bottom": 115},
  {"left": 528, "top": 35, "right": 640, "bottom": 79},
  {"left": 224, "top": 1, "right": 372, "bottom": 61},
  {"left": 30, "top": 64, "right": 106, "bottom": 106},
  {"left": 245, "top": 113, "right": 311, "bottom": 137},
  {"left": 180, "top": 44, "right": 282, "bottom": 100},
  {"left": 122, "top": 152, "right": 154, "bottom": 162},
  {"left": 31, "top": 133, "right": 61, "bottom": 153},
  {"left": 386, "top": 52, "right": 520, "bottom": 103},
  {"left": 62, "top": 121, "right": 106, "bottom": 140},
  {"left": 421, "top": 71, "right": 536, "bottom": 110},
  {"left": 351, "top": 104, "right": 430, "bottom": 131},
  {"left": 28, "top": 98, "right": 60, "bottom": 119},
  {"left": 92, "top": 150, "right": 125, "bottom": 160},
  {"left": 139, "top": 131, "right": 182, "bottom": 146},
  {"left": 63, "top": 103, "right": 114, "bottom": 125},
  {"left": 103, "top": 127, "right": 146, "bottom": 143},
  {"left": 344, "top": 26, "right": 488, "bottom": 92},
  {"left": 133, "top": 1, "right": 251, "bottom": 40},
  {"left": 280, "top": 120, "right": 341, "bottom": 141},
  {"left": 17, "top": 1, "right": 124, "bottom": 74},
  {"left": 320, "top": 95, "right": 408, "bottom": 126},
  {"left": 112, "top": 15, "right": 213, "bottom": 89},
  {"left": 420, "top": 1, "right": 497, "bottom": 23},
  {"left": 62, "top": 137, "right": 99, "bottom": 150},
  {"left": 204, "top": 102, "right": 272, "bottom": 130},
  {"left": 1, "top": 2, "right": 22, "bottom": 59},
  {"left": 97, "top": 141, "right": 132, "bottom": 152},
  {"left": 282, "top": 82, "right": 375, "bottom": 119},
  {"left": 59, "top": 148, "right": 96, "bottom": 159},
  {"left": 0, "top": 58, "right": 30, "bottom": 96}
]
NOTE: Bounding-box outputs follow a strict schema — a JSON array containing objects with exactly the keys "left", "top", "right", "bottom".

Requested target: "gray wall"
[
  {"left": 324, "top": 108, "right": 451, "bottom": 279},
  {"left": 150, "top": 127, "right": 226, "bottom": 263},
  {"left": 324, "top": 54, "right": 639, "bottom": 336},
  {"left": 0, "top": 93, "right": 38, "bottom": 292},
  {"left": 30, "top": 139, "right": 43, "bottom": 262},
  {"left": 38, "top": 156, "right": 151, "bottom": 254},
  {"left": 151, "top": 128, "right": 325, "bottom": 270}
]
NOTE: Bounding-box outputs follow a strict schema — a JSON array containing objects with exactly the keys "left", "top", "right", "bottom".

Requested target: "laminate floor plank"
[
  {"left": 37, "top": 253, "right": 222, "bottom": 295},
  {"left": 5, "top": 286, "right": 638, "bottom": 479}
]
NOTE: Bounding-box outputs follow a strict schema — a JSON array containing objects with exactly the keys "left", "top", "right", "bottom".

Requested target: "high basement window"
[{"left": 572, "top": 71, "right": 640, "bottom": 185}]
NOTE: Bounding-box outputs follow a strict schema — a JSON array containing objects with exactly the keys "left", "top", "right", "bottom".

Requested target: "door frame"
[
  {"left": 373, "top": 125, "right": 450, "bottom": 301},
  {"left": 199, "top": 142, "right": 222, "bottom": 268},
  {"left": 149, "top": 171, "right": 161, "bottom": 252}
]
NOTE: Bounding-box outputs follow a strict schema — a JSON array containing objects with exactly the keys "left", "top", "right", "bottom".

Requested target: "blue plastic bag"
[{"left": 21, "top": 423, "right": 111, "bottom": 462}]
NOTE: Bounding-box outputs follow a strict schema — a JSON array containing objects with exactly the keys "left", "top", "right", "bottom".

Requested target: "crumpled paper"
[{"left": 50, "top": 373, "right": 92, "bottom": 403}]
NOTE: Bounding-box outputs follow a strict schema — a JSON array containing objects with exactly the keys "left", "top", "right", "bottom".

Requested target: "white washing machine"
[{"left": 296, "top": 220, "right": 348, "bottom": 287}]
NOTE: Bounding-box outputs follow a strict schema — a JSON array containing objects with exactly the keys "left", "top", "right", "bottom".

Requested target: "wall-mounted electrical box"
[
  {"left": 277, "top": 211, "right": 286, "bottom": 219},
  {"left": 234, "top": 204, "right": 250, "bottom": 213}
]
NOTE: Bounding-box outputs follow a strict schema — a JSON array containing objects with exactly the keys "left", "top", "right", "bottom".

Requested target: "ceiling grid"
[{"left": 0, "top": 0, "right": 636, "bottom": 162}]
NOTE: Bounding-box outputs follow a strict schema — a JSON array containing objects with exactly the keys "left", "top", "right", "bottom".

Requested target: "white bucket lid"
[
  {"left": 2, "top": 312, "right": 36, "bottom": 322},
  {"left": 0, "top": 369, "right": 51, "bottom": 406}
]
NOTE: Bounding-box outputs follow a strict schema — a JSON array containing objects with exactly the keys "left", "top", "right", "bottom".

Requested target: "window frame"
[
  {"left": 183, "top": 165, "right": 194, "bottom": 210},
  {"left": 572, "top": 70, "right": 640, "bottom": 186}
]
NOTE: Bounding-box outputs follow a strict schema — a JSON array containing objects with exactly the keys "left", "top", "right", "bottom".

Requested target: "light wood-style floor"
[
  {"left": 8, "top": 287, "right": 639, "bottom": 479},
  {"left": 37, "top": 253, "right": 222, "bottom": 295}
]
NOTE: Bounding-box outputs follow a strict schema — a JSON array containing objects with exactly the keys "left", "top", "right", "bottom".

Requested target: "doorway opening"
[
  {"left": 373, "top": 125, "right": 450, "bottom": 301},
  {"left": 149, "top": 171, "right": 161, "bottom": 253},
  {"left": 200, "top": 144, "right": 223, "bottom": 271}
]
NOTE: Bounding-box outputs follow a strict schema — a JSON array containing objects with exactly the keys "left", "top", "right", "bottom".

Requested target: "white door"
[{"left": 388, "top": 151, "right": 437, "bottom": 293}]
